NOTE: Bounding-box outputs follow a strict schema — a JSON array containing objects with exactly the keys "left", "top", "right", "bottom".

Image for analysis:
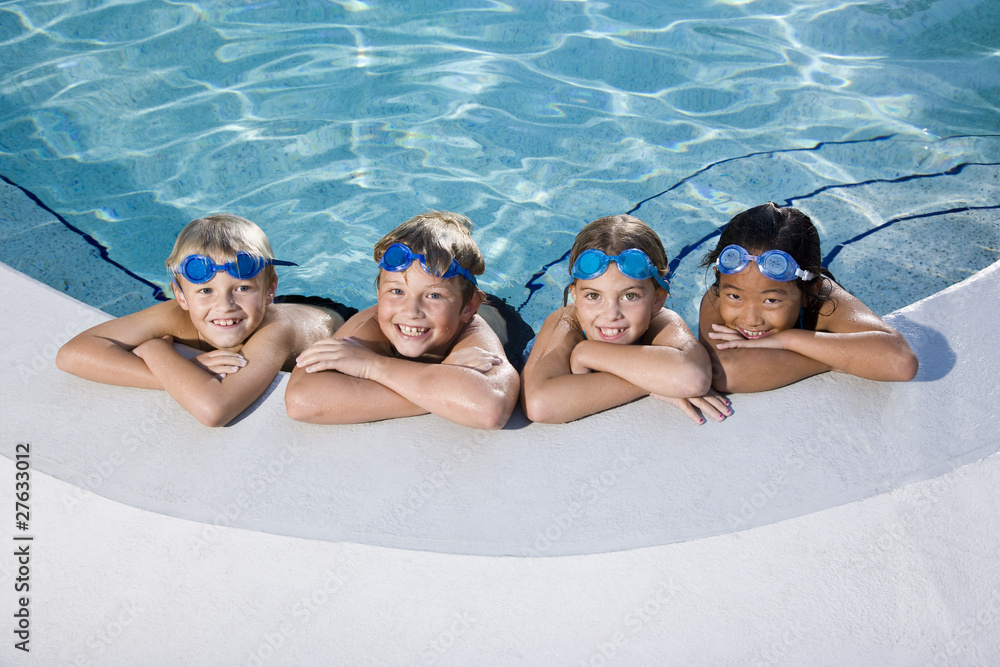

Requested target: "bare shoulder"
[
  {"left": 453, "top": 313, "right": 505, "bottom": 353},
  {"left": 266, "top": 302, "right": 346, "bottom": 352},
  {"left": 814, "top": 279, "right": 893, "bottom": 333},
  {"left": 646, "top": 307, "right": 697, "bottom": 346}
]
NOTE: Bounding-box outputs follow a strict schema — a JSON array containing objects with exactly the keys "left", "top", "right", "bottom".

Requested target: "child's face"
[
  {"left": 376, "top": 265, "right": 479, "bottom": 360},
  {"left": 716, "top": 262, "right": 804, "bottom": 338},
  {"left": 174, "top": 268, "right": 275, "bottom": 351},
  {"left": 570, "top": 264, "right": 667, "bottom": 345}
]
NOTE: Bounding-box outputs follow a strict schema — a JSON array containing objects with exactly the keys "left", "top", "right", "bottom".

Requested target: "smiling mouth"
[
  {"left": 598, "top": 327, "right": 627, "bottom": 338},
  {"left": 397, "top": 324, "right": 429, "bottom": 338},
  {"left": 739, "top": 328, "right": 772, "bottom": 339},
  {"left": 212, "top": 319, "right": 244, "bottom": 328}
]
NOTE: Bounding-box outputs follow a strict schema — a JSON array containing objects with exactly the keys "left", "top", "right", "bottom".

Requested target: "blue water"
[{"left": 0, "top": 0, "right": 998, "bottom": 330}]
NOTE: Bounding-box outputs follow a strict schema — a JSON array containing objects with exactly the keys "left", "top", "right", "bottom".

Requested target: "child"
[
  {"left": 285, "top": 211, "right": 519, "bottom": 430},
  {"left": 699, "top": 202, "right": 919, "bottom": 392},
  {"left": 521, "top": 214, "right": 727, "bottom": 424},
  {"left": 56, "top": 214, "right": 344, "bottom": 427}
]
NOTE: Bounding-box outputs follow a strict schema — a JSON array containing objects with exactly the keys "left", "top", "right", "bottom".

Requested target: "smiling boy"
[
  {"left": 285, "top": 211, "right": 519, "bottom": 430},
  {"left": 56, "top": 214, "right": 343, "bottom": 426}
]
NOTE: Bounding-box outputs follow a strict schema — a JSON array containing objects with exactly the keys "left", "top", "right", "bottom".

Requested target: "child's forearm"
[
  {"left": 522, "top": 370, "right": 648, "bottom": 424},
  {"left": 56, "top": 335, "right": 163, "bottom": 390},
  {"left": 779, "top": 329, "right": 918, "bottom": 381},
  {"left": 285, "top": 367, "right": 428, "bottom": 424},
  {"left": 364, "top": 355, "right": 517, "bottom": 430},
  {"left": 708, "top": 346, "right": 830, "bottom": 393},
  {"left": 134, "top": 339, "right": 257, "bottom": 427},
  {"left": 571, "top": 340, "right": 711, "bottom": 399}
]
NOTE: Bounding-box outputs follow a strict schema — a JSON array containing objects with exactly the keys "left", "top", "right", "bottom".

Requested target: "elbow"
[
  {"left": 522, "top": 394, "right": 567, "bottom": 425},
  {"left": 192, "top": 403, "right": 233, "bottom": 428},
  {"left": 55, "top": 344, "right": 80, "bottom": 375},
  {"left": 470, "top": 408, "right": 508, "bottom": 431},
  {"left": 285, "top": 390, "right": 319, "bottom": 424},
  {"left": 889, "top": 348, "right": 919, "bottom": 382},
  {"left": 677, "top": 364, "right": 712, "bottom": 399},
  {"left": 464, "top": 391, "right": 515, "bottom": 430}
]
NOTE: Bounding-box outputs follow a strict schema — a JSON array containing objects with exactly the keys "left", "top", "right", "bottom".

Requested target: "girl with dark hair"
[{"left": 699, "top": 203, "right": 918, "bottom": 392}]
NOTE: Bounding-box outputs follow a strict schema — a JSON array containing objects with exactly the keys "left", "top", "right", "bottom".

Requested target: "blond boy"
[
  {"left": 57, "top": 214, "right": 343, "bottom": 426},
  {"left": 285, "top": 211, "right": 519, "bottom": 430}
]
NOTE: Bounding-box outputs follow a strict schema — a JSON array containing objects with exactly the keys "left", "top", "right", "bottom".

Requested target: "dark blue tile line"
[
  {"left": 517, "top": 133, "right": 1000, "bottom": 312},
  {"left": 517, "top": 248, "right": 572, "bottom": 310},
  {"left": 625, "top": 134, "right": 899, "bottom": 216},
  {"left": 0, "top": 173, "right": 168, "bottom": 301},
  {"left": 786, "top": 161, "right": 1000, "bottom": 208},
  {"left": 823, "top": 204, "right": 1000, "bottom": 267}
]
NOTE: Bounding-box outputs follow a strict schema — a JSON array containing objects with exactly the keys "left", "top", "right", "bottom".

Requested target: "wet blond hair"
[
  {"left": 373, "top": 210, "right": 486, "bottom": 304},
  {"left": 165, "top": 214, "right": 278, "bottom": 286}
]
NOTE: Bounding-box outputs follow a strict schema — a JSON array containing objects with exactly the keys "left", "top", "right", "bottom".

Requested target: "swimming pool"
[{"left": 0, "top": 0, "right": 998, "bottom": 331}]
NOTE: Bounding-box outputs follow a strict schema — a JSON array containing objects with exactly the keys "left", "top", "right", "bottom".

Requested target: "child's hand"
[
  {"left": 443, "top": 346, "right": 502, "bottom": 374},
  {"left": 652, "top": 389, "right": 732, "bottom": 425},
  {"left": 568, "top": 341, "right": 594, "bottom": 375},
  {"left": 295, "top": 337, "right": 381, "bottom": 379},
  {"left": 193, "top": 349, "right": 247, "bottom": 379},
  {"left": 708, "top": 324, "right": 786, "bottom": 350}
]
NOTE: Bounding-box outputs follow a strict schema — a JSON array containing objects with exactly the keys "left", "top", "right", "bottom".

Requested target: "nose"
[
  {"left": 212, "top": 288, "right": 239, "bottom": 311},
  {"left": 401, "top": 294, "right": 424, "bottom": 318},
  {"left": 741, "top": 302, "right": 765, "bottom": 327},
  {"left": 602, "top": 297, "right": 624, "bottom": 321}
]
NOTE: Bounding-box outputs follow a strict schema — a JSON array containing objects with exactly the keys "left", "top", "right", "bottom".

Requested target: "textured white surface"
[{"left": 1, "top": 260, "right": 999, "bottom": 665}]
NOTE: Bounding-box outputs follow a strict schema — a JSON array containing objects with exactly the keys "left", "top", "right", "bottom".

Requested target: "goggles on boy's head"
[
  {"left": 377, "top": 242, "right": 478, "bottom": 286},
  {"left": 716, "top": 244, "right": 815, "bottom": 282},
  {"left": 175, "top": 251, "right": 297, "bottom": 284},
  {"left": 570, "top": 248, "right": 669, "bottom": 290}
]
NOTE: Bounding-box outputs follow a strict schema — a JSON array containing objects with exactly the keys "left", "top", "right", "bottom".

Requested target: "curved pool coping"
[
  {"left": 2, "top": 255, "right": 998, "bottom": 555},
  {"left": 1, "top": 259, "right": 999, "bottom": 663}
]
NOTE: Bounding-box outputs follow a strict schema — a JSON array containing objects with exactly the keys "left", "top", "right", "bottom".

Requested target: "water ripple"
[{"left": 0, "top": 0, "right": 997, "bottom": 329}]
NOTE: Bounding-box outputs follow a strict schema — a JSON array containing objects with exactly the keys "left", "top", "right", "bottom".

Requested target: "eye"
[
  {"left": 725, "top": 293, "right": 740, "bottom": 302},
  {"left": 622, "top": 292, "right": 639, "bottom": 301},
  {"left": 427, "top": 292, "right": 442, "bottom": 300},
  {"left": 197, "top": 287, "right": 213, "bottom": 295},
  {"left": 584, "top": 292, "right": 600, "bottom": 300},
  {"left": 236, "top": 284, "right": 253, "bottom": 293},
  {"left": 764, "top": 297, "right": 782, "bottom": 305}
]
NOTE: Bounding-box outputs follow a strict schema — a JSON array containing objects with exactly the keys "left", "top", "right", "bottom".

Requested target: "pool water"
[{"left": 0, "top": 0, "right": 998, "bottom": 331}]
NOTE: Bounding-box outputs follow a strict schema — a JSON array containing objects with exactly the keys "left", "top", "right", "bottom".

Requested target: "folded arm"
[
  {"left": 569, "top": 309, "right": 712, "bottom": 399},
  {"left": 286, "top": 309, "right": 518, "bottom": 430},
  {"left": 520, "top": 307, "right": 652, "bottom": 424},
  {"left": 132, "top": 320, "right": 292, "bottom": 427},
  {"left": 700, "top": 284, "right": 918, "bottom": 393},
  {"left": 56, "top": 301, "right": 184, "bottom": 390}
]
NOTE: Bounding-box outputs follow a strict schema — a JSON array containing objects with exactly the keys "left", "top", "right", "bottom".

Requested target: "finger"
[
  {"left": 704, "top": 395, "right": 732, "bottom": 415},
  {"left": 692, "top": 397, "right": 727, "bottom": 422},
  {"left": 677, "top": 400, "right": 706, "bottom": 425}
]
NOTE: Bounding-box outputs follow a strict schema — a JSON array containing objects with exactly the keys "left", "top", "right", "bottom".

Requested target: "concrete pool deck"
[{"left": 1, "top": 255, "right": 999, "bottom": 664}]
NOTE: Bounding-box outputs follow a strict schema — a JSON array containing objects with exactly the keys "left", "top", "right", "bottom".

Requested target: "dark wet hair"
[{"left": 700, "top": 202, "right": 835, "bottom": 314}]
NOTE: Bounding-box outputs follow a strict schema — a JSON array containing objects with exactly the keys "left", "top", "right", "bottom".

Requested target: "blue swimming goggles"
[
  {"left": 175, "top": 252, "right": 297, "bottom": 284},
  {"left": 377, "top": 243, "right": 478, "bottom": 285},
  {"left": 570, "top": 248, "right": 669, "bottom": 290},
  {"left": 716, "top": 244, "right": 815, "bottom": 282}
]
